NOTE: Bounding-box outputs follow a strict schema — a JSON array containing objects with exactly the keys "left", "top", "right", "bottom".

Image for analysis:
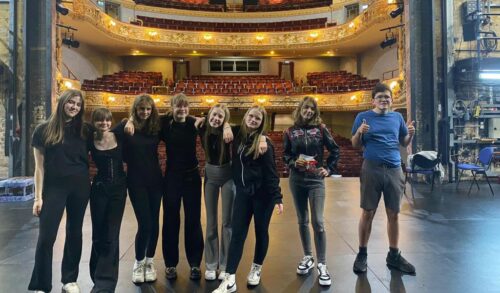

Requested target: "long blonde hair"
[
  {"left": 292, "top": 96, "right": 322, "bottom": 127},
  {"left": 130, "top": 94, "right": 160, "bottom": 135},
  {"left": 238, "top": 106, "right": 267, "bottom": 160},
  {"left": 43, "top": 89, "right": 85, "bottom": 146},
  {"left": 203, "top": 104, "right": 230, "bottom": 165}
]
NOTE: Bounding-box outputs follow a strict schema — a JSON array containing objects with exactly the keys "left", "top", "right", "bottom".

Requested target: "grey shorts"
[{"left": 359, "top": 159, "right": 405, "bottom": 213}]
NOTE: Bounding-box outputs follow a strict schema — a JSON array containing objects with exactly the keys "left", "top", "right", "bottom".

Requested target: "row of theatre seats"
[
  {"left": 89, "top": 131, "right": 363, "bottom": 179},
  {"left": 134, "top": 0, "right": 225, "bottom": 12},
  {"left": 81, "top": 71, "right": 164, "bottom": 94},
  {"left": 81, "top": 71, "right": 379, "bottom": 95},
  {"left": 135, "top": 16, "right": 327, "bottom": 32},
  {"left": 245, "top": 0, "right": 331, "bottom": 12},
  {"left": 307, "top": 71, "right": 381, "bottom": 94},
  {"left": 133, "top": 0, "right": 330, "bottom": 12},
  {"left": 174, "top": 75, "right": 294, "bottom": 95}
]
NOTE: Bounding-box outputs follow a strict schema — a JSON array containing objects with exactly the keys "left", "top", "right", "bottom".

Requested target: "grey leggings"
[
  {"left": 289, "top": 170, "right": 326, "bottom": 264},
  {"left": 204, "top": 163, "right": 236, "bottom": 271}
]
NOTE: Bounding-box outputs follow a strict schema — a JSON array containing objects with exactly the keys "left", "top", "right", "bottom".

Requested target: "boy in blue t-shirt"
[{"left": 351, "top": 83, "right": 416, "bottom": 275}]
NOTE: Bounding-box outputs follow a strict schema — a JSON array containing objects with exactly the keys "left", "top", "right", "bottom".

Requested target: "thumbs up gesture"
[
  {"left": 357, "top": 119, "right": 370, "bottom": 135},
  {"left": 407, "top": 119, "right": 416, "bottom": 136}
]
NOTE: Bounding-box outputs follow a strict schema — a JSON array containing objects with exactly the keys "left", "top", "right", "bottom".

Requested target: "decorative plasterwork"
[
  {"left": 117, "top": 0, "right": 369, "bottom": 19},
  {"left": 84, "top": 89, "right": 406, "bottom": 113},
  {"left": 71, "top": 0, "right": 392, "bottom": 51}
]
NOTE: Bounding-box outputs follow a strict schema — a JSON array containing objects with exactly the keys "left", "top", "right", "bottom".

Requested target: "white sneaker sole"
[
  {"left": 145, "top": 274, "right": 157, "bottom": 282},
  {"left": 297, "top": 263, "right": 315, "bottom": 275},
  {"left": 205, "top": 274, "right": 216, "bottom": 281},
  {"left": 247, "top": 278, "right": 260, "bottom": 286},
  {"left": 319, "top": 278, "right": 332, "bottom": 286}
]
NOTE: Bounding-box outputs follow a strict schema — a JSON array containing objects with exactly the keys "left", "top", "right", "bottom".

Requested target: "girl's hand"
[
  {"left": 124, "top": 119, "right": 135, "bottom": 135},
  {"left": 317, "top": 167, "right": 329, "bottom": 178},
  {"left": 223, "top": 126, "right": 234, "bottom": 143},
  {"left": 195, "top": 117, "right": 205, "bottom": 129},
  {"left": 275, "top": 203, "right": 284, "bottom": 215},
  {"left": 33, "top": 198, "right": 43, "bottom": 217},
  {"left": 258, "top": 139, "right": 268, "bottom": 155}
]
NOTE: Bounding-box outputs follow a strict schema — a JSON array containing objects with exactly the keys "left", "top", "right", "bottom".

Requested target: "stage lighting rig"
[
  {"left": 390, "top": 5, "right": 404, "bottom": 18},
  {"left": 57, "top": 24, "right": 79, "bottom": 48},
  {"left": 380, "top": 32, "right": 397, "bottom": 49},
  {"left": 56, "top": 0, "right": 69, "bottom": 15}
]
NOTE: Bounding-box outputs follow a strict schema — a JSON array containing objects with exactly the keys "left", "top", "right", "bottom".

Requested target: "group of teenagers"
[{"left": 27, "top": 82, "right": 416, "bottom": 293}]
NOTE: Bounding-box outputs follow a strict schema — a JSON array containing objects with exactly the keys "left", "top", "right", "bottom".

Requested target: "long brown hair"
[
  {"left": 203, "top": 104, "right": 230, "bottom": 165},
  {"left": 238, "top": 106, "right": 267, "bottom": 160},
  {"left": 292, "top": 96, "right": 322, "bottom": 127},
  {"left": 130, "top": 94, "right": 160, "bottom": 135},
  {"left": 91, "top": 107, "right": 112, "bottom": 141},
  {"left": 43, "top": 89, "right": 85, "bottom": 146}
]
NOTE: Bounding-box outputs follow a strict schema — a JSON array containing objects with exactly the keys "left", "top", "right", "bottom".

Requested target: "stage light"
[
  {"left": 390, "top": 5, "right": 403, "bottom": 18},
  {"left": 62, "top": 34, "right": 80, "bottom": 48},
  {"left": 56, "top": 0, "right": 69, "bottom": 15},
  {"left": 380, "top": 32, "right": 397, "bottom": 49}
]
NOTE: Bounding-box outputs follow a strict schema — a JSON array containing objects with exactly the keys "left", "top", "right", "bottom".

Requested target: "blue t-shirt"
[{"left": 351, "top": 110, "right": 408, "bottom": 167}]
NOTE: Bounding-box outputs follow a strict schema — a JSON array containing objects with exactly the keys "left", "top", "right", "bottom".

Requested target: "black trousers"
[
  {"left": 226, "top": 187, "right": 275, "bottom": 274},
  {"left": 28, "top": 174, "right": 90, "bottom": 292},
  {"left": 162, "top": 169, "right": 204, "bottom": 267},
  {"left": 128, "top": 183, "right": 163, "bottom": 261},
  {"left": 89, "top": 180, "right": 127, "bottom": 293}
]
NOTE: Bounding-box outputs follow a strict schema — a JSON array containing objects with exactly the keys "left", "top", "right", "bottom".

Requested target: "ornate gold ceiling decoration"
[{"left": 71, "top": 0, "right": 392, "bottom": 51}]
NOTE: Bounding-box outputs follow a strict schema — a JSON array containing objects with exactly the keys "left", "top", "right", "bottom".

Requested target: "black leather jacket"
[{"left": 283, "top": 124, "right": 340, "bottom": 175}]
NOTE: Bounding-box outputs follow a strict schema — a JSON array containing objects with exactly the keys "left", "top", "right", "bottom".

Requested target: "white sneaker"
[
  {"left": 317, "top": 263, "right": 332, "bottom": 286},
  {"left": 212, "top": 274, "right": 236, "bottom": 293},
  {"left": 297, "top": 255, "right": 315, "bottom": 275},
  {"left": 62, "top": 282, "right": 80, "bottom": 293},
  {"left": 205, "top": 270, "right": 216, "bottom": 281},
  {"left": 132, "top": 259, "right": 145, "bottom": 283},
  {"left": 145, "top": 259, "right": 157, "bottom": 282},
  {"left": 218, "top": 270, "right": 228, "bottom": 280},
  {"left": 247, "top": 263, "right": 262, "bottom": 286}
]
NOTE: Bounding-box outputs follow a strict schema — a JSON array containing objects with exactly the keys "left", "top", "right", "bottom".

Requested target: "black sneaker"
[
  {"left": 190, "top": 267, "right": 202, "bottom": 280},
  {"left": 165, "top": 267, "right": 177, "bottom": 280},
  {"left": 386, "top": 252, "right": 416, "bottom": 275},
  {"left": 353, "top": 253, "right": 367, "bottom": 274},
  {"left": 296, "top": 255, "right": 315, "bottom": 275}
]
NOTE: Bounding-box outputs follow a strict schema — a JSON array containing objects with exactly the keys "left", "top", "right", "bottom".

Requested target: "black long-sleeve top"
[
  {"left": 283, "top": 124, "right": 340, "bottom": 175},
  {"left": 114, "top": 121, "right": 162, "bottom": 187},
  {"left": 231, "top": 130, "right": 282, "bottom": 204}
]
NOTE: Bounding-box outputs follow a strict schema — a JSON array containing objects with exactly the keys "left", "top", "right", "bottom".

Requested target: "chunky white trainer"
[
  {"left": 218, "top": 270, "right": 228, "bottom": 281},
  {"left": 62, "top": 282, "right": 80, "bottom": 293},
  {"left": 132, "top": 259, "right": 145, "bottom": 283},
  {"left": 247, "top": 263, "right": 262, "bottom": 286},
  {"left": 297, "top": 255, "right": 315, "bottom": 275},
  {"left": 212, "top": 274, "right": 237, "bottom": 293},
  {"left": 205, "top": 270, "right": 217, "bottom": 281},
  {"left": 145, "top": 259, "right": 157, "bottom": 282},
  {"left": 317, "top": 263, "right": 332, "bottom": 286}
]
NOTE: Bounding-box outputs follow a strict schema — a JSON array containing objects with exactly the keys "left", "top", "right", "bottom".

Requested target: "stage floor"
[{"left": 1, "top": 177, "right": 500, "bottom": 293}]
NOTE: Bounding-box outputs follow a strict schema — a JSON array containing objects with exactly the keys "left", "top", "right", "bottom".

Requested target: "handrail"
[
  {"left": 62, "top": 62, "right": 79, "bottom": 80},
  {"left": 382, "top": 68, "right": 399, "bottom": 81}
]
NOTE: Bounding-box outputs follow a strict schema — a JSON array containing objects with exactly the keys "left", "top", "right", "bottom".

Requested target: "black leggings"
[
  {"left": 226, "top": 187, "right": 275, "bottom": 274},
  {"left": 162, "top": 169, "right": 204, "bottom": 267},
  {"left": 128, "top": 183, "right": 163, "bottom": 260},
  {"left": 28, "top": 174, "right": 90, "bottom": 292},
  {"left": 89, "top": 180, "right": 127, "bottom": 292}
]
